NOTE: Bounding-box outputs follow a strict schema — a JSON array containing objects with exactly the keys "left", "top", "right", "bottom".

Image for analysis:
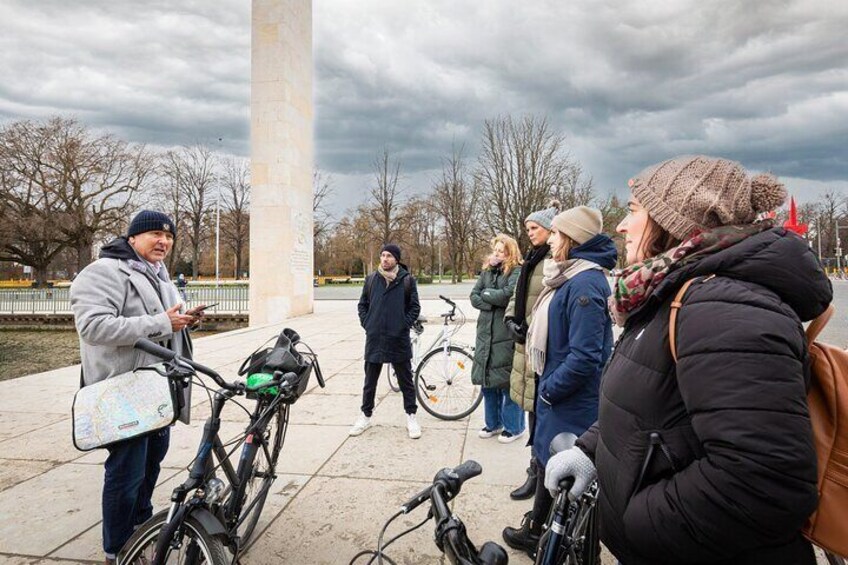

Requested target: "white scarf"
[{"left": 526, "top": 258, "right": 603, "bottom": 375}]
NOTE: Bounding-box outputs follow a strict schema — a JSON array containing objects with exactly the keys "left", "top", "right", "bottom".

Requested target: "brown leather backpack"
[{"left": 670, "top": 278, "right": 848, "bottom": 558}]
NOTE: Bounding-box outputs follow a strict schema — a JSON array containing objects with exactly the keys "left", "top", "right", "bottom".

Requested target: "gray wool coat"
[{"left": 70, "top": 257, "right": 193, "bottom": 422}]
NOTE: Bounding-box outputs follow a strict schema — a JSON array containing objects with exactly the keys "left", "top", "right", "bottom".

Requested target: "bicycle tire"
[
  {"left": 386, "top": 364, "right": 401, "bottom": 392},
  {"left": 415, "top": 345, "right": 481, "bottom": 420},
  {"left": 119, "top": 509, "right": 229, "bottom": 565},
  {"left": 230, "top": 403, "right": 286, "bottom": 548},
  {"left": 577, "top": 502, "right": 600, "bottom": 565}
]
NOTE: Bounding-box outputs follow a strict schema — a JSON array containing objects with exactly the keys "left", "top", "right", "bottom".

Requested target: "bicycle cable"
[{"left": 349, "top": 508, "right": 431, "bottom": 565}]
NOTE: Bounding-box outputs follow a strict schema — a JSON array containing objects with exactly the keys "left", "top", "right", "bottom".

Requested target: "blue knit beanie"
[
  {"left": 127, "top": 210, "right": 177, "bottom": 239},
  {"left": 524, "top": 199, "right": 562, "bottom": 231}
]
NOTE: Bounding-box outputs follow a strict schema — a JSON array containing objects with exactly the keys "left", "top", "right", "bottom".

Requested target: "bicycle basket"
[{"left": 241, "top": 330, "right": 313, "bottom": 402}]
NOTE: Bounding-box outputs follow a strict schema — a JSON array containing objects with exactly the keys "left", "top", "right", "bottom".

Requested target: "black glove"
[{"left": 505, "top": 318, "right": 526, "bottom": 344}]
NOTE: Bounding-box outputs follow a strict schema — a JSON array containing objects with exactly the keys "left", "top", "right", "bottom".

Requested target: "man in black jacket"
[{"left": 351, "top": 244, "right": 422, "bottom": 439}]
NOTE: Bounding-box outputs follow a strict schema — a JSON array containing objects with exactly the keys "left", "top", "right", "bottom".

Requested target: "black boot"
[
  {"left": 502, "top": 511, "right": 542, "bottom": 558},
  {"left": 510, "top": 460, "right": 538, "bottom": 501}
]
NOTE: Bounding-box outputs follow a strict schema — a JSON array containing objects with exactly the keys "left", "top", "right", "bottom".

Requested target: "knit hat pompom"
[
  {"left": 525, "top": 199, "right": 562, "bottom": 231},
  {"left": 749, "top": 173, "right": 787, "bottom": 213}
]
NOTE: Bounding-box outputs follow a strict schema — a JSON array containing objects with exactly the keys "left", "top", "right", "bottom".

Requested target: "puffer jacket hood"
[
  {"left": 569, "top": 234, "right": 617, "bottom": 271},
  {"left": 642, "top": 227, "right": 831, "bottom": 323},
  {"left": 99, "top": 237, "right": 138, "bottom": 261}
]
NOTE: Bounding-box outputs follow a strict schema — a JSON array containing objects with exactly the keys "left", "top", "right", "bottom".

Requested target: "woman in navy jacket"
[{"left": 503, "top": 206, "right": 616, "bottom": 557}]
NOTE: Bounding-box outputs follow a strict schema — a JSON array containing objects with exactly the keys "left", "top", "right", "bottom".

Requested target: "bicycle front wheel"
[
  {"left": 119, "top": 509, "right": 229, "bottom": 565},
  {"left": 415, "top": 345, "right": 481, "bottom": 420},
  {"left": 230, "top": 403, "right": 287, "bottom": 549}
]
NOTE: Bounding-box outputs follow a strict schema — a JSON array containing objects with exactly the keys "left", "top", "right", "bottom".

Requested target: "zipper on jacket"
[{"left": 634, "top": 432, "right": 679, "bottom": 494}]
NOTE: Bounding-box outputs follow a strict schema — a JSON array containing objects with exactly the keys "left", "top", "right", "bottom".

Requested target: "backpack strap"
[
  {"left": 403, "top": 275, "right": 412, "bottom": 308},
  {"left": 806, "top": 304, "right": 834, "bottom": 343},
  {"left": 669, "top": 275, "right": 714, "bottom": 363},
  {"left": 363, "top": 273, "right": 375, "bottom": 303}
]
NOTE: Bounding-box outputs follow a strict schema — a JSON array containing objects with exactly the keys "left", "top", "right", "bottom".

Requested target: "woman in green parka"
[{"left": 471, "top": 234, "right": 525, "bottom": 443}]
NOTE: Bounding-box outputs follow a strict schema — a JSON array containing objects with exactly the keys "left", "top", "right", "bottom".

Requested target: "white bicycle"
[{"left": 386, "top": 295, "right": 482, "bottom": 420}]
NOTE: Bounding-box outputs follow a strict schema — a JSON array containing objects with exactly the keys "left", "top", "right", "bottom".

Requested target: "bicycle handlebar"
[
  {"left": 431, "top": 469, "right": 507, "bottom": 565},
  {"left": 401, "top": 460, "right": 481, "bottom": 514},
  {"left": 135, "top": 338, "right": 235, "bottom": 389},
  {"left": 134, "top": 338, "right": 296, "bottom": 394},
  {"left": 439, "top": 295, "right": 457, "bottom": 308}
]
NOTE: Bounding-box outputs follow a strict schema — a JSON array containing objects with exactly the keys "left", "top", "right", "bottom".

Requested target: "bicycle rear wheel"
[
  {"left": 119, "top": 509, "right": 229, "bottom": 565},
  {"left": 386, "top": 363, "right": 400, "bottom": 392},
  {"left": 228, "top": 402, "right": 287, "bottom": 549},
  {"left": 415, "top": 345, "right": 481, "bottom": 420}
]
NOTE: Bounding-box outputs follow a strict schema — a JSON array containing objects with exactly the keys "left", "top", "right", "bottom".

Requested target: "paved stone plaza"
[
  {"left": 1, "top": 298, "right": 837, "bottom": 564},
  {"left": 0, "top": 300, "right": 617, "bottom": 564}
]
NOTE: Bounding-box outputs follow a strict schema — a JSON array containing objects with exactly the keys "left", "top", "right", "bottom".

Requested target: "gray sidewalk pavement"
[
  {"left": 0, "top": 299, "right": 831, "bottom": 564},
  {"left": 0, "top": 299, "right": 617, "bottom": 564}
]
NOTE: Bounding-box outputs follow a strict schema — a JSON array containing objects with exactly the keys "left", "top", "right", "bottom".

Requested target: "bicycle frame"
[
  {"left": 159, "top": 383, "right": 285, "bottom": 557},
  {"left": 536, "top": 482, "right": 598, "bottom": 565}
]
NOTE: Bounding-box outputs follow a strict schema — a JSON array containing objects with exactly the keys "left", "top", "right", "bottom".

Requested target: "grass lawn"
[{"left": 0, "top": 327, "right": 242, "bottom": 381}]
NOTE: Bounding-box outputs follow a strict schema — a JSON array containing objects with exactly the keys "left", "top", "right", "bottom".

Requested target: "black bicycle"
[
  {"left": 535, "top": 433, "right": 600, "bottom": 565},
  {"left": 118, "top": 328, "right": 324, "bottom": 565},
  {"left": 352, "top": 460, "right": 508, "bottom": 565}
]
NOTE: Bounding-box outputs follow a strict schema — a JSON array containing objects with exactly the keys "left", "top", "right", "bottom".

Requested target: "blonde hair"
[
  {"left": 551, "top": 229, "right": 576, "bottom": 263},
  {"left": 484, "top": 234, "right": 522, "bottom": 275}
]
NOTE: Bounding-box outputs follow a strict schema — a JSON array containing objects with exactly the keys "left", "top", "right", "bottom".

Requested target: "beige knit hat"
[
  {"left": 551, "top": 206, "right": 603, "bottom": 245},
  {"left": 629, "top": 155, "right": 787, "bottom": 240}
]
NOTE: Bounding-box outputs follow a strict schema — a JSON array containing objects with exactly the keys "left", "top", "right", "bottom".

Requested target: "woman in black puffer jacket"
[{"left": 544, "top": 155, "right": 832, "bottom": 565}]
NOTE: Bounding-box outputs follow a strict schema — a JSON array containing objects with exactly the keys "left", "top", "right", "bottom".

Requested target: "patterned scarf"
[
  {"left": 378, "top": 264, "right": 399, "bottom": 286},
  {"left": 610, "top": 221, "right": 773, "bottom": 327}
]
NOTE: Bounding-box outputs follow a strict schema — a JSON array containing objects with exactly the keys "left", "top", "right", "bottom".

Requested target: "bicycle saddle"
[
  {"left": 417, "top": 314, "right": 428, "bottom": 323},
  {"left": 549, "top": 432, "right": 579, "bottom": 457}
]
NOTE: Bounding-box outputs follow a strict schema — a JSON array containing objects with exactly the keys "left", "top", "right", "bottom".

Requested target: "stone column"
[{"left": 250, "top": 0, "right": 313, "bottom": 325}]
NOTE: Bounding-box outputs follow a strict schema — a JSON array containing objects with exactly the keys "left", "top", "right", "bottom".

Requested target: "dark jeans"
[
  {"left": 102, "top": 427, "right": 170, "bottom": 557},
  {"left": 362, "top": 360, "right": 417, "bottom": 416}
]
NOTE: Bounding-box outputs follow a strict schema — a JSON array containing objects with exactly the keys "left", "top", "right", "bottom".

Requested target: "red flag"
[{"left": 783, "top": 196, "right": 808, "bottom": 235}]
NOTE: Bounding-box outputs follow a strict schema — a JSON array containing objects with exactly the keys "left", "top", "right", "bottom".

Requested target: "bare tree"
[
  {"left": 0, "top": 117, "right": 152, "bottom": 281},
  {"left": 51, "top": 119, "right": 152, "bottom": 271},
  {"left": 313, "top": 168, "right": 334, "bottom": 240},
  {"left": 368, "top": 148, "right": 404, "bottom": 244},
  {"left": 432, "top": 145, "right": 483, "bottom": 282},
  {"left": 477, "top": 114, "right": 594, "bottom": 248},
  {"left": 220, "top": 157, "right": 250, "bottom": 279},
  {"left": 161, "top": 145, "right": 217, "bottom": 277},
  {"left": 597, "top": 193, "right": 628, "bottom": 267},
  {"left": 0, "top": 122, "right": 66, "bottom": 285}
]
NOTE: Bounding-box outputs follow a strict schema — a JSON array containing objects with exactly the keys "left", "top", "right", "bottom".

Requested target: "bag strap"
[
  {"left": 403, "top": 275, "right": 412, "bottom": 308},
  {"left": 805, "top": 304, "right": 834, "bottom": 344},
  {"left": 364, "top": 273, "right": 375, "bottom": 303},
  {"left": 669, "top": 275, "right": 713, "bottom": 363}
]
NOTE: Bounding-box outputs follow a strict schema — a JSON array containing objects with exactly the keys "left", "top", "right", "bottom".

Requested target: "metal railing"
[{"left": 0, "top": 285, "right": 249, "bottom": 314}]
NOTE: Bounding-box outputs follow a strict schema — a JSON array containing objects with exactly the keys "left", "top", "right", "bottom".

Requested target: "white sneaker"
[
  {"left": 349, "top": 413, "right": 371, "bottom": 436},
  {"left": 406, "top": 413, "right": 422, "bottom": 439},
  {"left": 497, "top": 429, "right": 526, "bottom": 444},
  {"left": 478, "top": 426, "right": 503, "bottom": 439}
]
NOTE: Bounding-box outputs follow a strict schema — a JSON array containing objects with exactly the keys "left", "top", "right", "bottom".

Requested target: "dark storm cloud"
[
  {"left": 0, "top": 0, "right": 250, "bottom": 154},
  {"left": 1, "top": 0, "right": 846, "bottom": 207}
]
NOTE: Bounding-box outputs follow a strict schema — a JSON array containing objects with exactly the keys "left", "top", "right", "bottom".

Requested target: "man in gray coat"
[{"left": 71, "top": 210, "right": 203, "bottom": 564}]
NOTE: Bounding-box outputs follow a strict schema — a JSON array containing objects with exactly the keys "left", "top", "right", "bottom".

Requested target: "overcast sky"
[{"left": 1, "top": 0, "right": 846, "bottom": 216}]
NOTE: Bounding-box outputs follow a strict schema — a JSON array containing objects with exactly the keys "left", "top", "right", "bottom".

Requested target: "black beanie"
[
  {"left": 127, "top": 210, "right": 176, "bottom": 239},
  {"left": 381, "top": 243, "right": 401, "bottom": 263}
]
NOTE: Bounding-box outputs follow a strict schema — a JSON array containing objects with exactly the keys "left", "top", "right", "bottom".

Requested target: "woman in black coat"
[{"left": 544, "top": 156, "right": 832, "bottom": 565}]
